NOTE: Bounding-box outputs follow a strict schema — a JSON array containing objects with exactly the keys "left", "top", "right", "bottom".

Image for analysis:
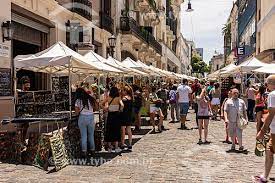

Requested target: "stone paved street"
[{"left": 0, "top": 110, "right": 274, "bottom": 183}]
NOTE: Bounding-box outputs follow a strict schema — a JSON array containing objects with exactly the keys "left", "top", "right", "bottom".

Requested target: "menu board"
[{"left": 0, "top": 68, "right": 11, "bottom": 96}]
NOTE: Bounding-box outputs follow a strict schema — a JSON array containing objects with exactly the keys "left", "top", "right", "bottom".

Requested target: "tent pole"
[{"left": 69, "top": 58, "right": 72, "bottom": 120}]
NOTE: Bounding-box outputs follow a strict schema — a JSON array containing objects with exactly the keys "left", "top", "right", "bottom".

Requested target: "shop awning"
[{"left": 14, "top": 42, "right": 120, "bottom": 75}]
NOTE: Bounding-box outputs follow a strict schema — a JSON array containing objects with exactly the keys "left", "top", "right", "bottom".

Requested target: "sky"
[{"left": 181, "top": 0, "right": 235, "bottom": 64}]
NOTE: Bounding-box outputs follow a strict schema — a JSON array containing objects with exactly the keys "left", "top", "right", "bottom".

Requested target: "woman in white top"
[{"left": 75, "top": 88, "right": 97, "bottom": 157}]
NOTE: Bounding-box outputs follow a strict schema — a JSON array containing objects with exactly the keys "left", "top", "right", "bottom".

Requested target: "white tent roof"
[
  {"left": 84, "top": 51, "right": 123, "bottom": 73},
  {"left": 106, "top": 57, "right": 148, "bottom": 76},
  {"left": 14, "top": 42, "right": 118, "bottom": 74},
  {"left": 121, "top": 58, "right": 160, "bottom": 76},
  {"left": 226, "top": 57, "right": 268, "bottom": 74},
  {"left": 252, "top": 64, "right": 275, "bottom": 74}
]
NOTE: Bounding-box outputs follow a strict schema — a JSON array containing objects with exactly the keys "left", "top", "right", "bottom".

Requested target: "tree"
[{"left": 191, "top": 53, "right": 210, "bottom": 74}]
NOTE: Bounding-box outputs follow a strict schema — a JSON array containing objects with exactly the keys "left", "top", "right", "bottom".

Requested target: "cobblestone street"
[{"left": 0, "top": 110, "right": 274, "bottom": 183}]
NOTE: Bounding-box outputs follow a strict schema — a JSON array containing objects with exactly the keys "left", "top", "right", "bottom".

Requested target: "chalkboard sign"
[{"left": 0, "top": 68, "right": 11, "bottom": 96}]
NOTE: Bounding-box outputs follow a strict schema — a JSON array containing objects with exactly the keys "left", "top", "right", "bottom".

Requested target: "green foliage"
[{"left": 191, "top": 53, "right": 210, "bottom": 74}]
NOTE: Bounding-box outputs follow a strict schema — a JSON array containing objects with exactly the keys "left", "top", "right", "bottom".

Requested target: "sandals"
[{"left": 252, "top": 175, "right": 268, "bottom": 183}]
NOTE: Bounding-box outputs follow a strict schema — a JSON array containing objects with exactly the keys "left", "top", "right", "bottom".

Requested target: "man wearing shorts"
[
  {"left": 177, "top": 79, "right": 192, "bottom": 130},
  {"left": 254, "top": 75, "right": 275, "bottom": 183}
]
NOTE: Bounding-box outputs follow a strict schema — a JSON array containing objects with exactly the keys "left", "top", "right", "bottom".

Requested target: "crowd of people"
[{"left": 73, "top": 75, "right": 275, "bottom": 182}]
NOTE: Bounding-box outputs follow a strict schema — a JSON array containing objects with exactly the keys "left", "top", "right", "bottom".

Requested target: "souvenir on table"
[
  {"left": 49, "top": 132, "right": 69, "bottom": 171},
  {"left": 33, "top": 134, "right": 51, "bottom": 171},
  {"left": 21, "top": 132, "right": 40, "bottom": 165},
  {"left": 0, "top": 131, "right": 22, "bottom": 163}
]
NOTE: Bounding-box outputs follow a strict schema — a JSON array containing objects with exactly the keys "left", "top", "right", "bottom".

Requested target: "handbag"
[{"left": 234, "top": 99, "right": 248, "bottom": 129}]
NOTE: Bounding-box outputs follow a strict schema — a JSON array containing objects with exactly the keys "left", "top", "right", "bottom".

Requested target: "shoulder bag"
[{"left": 234, "top": 99, "right": 248, "bottom": 130}]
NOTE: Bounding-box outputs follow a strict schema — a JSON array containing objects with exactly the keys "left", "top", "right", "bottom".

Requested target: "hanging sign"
[{"left": 0, "top": 43, "right": 10, "bottom": 58}]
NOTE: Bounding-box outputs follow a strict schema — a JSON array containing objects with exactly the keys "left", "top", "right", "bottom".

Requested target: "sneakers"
[
  {"left": 197, "top": 139, "right": 203, "bottom": 145},
  {"left": 128, "top": 145, "right": 132, "bottom": 150},
  {"left": 231, "top": 145, "right": 236, "bottom": 151}
]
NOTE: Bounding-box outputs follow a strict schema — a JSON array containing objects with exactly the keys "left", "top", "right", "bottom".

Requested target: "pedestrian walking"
[
  {"left": 177, "top": 79, "right": 192, "bottom": 130},
  {"left": 104, "top": 86, "right": 124, "bottom": 153},
  {"left": 255, "top": 85, "right": 267, "bottom": 133},
  {"left": 157, "top": 83, "right": 169, "bottom": 120},
  {"left": 192, "top": 79, "right": 202, "bottom": 128},
  {"left": 169, "top": 84, "right": 179, "bottom": 123},
  {"left": 196, "top": 86, "right": 212, "bottom": 144},
  {"left": 246, "top": 82, "right": 257, "bottom": 121},
  {"left": 210, "top": 83, "right": 221, "bottom": 120},
  {"left": 254, "top": 75, "right": 275, "bottom": 183},
  {"left": 133, "top": 86, "right": 143, "bottom": 131},
  {"left": 75, "top": 88, "right": 97, "bottom": 157},
  {"left": 121, "top": 85, "right": 134, "bottom": 150},
  {"left": 224, "top": 88, "right": 248, "bottom": 151},
  {"left": 149, "top": 86, "right": 164, "bottom": 132}
]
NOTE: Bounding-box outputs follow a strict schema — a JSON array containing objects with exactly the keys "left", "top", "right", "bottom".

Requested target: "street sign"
[{"left": 237, "top": 47, "right": 245, "bottom": 56}]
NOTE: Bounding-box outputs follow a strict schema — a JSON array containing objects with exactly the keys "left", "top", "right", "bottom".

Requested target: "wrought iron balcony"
[
  {"left": 120, "top": 17, "right": 162, "bottom": 55},
  {"left": 100, "top": 11, "right": 114, "bottom": 34},
  {"left": 71, "top": 0, "right": 92, "bottom": 21},
  {"left": 166, "top": 18, "right": 177, "bottom": 36}
]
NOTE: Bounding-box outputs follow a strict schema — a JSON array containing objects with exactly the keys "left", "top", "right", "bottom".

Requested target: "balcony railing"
[
  {"left": 120, "top": 16, "right": 162, "bottom": 55},
  {"left": 100, "top": 11, "right": 114, "bottom": 34},
  {"left": 71, "top": 0, "right": 92, "bottom": 21},
  {"left": 166, "top": 18, "right": 177, "bottom": 36}
]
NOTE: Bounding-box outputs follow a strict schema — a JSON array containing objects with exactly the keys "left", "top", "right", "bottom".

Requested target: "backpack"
[{"left": 169, "top": 90, "right": 177, "bottom": 104}]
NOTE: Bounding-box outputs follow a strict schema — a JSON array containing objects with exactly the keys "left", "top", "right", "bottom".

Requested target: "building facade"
[
  {"left": 209, "top": 53, "right": 224, "bottom": 73},
  {"left": 224, "top": 2, "right": 238, "bottom": 65},
  {"left": 256, "top": 0, "right": 275, "bottom": 63},
  {"left": 237, "top": 0, "right": 257, "bottom": 63},
  {"left": 195, "top": 48, "right": 203, "bottom": 60}
]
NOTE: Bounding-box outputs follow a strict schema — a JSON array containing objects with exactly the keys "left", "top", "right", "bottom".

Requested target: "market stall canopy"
[
  {"left": 121, "top": 58, "right": 160, "bottom": 76},
  {"left": 207, "top": 69, "right": 221, "bottom": 79},
  {"left": 106, "top": 57, "right": 148, "bottom": 76},
  {"left": 225, "top": 57, "right": 269, "bottom": 75},
  {"left": 84, "top": 51, "right": 123, "bottom": 73},
  {"left": 252, "top": 64, "right": 275, "bottom": 74},
  {"left": 14, "top": 42, "right": 118, "bottom": 74}
]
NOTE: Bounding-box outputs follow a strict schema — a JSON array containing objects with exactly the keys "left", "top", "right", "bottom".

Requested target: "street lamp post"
[
  {"left": 108, "top": 35, "right": 116, "bottom": 57},
  {"left": 2, "top": 21, "right": 13, "bottom": 42},
  {"left": 186, "top": 0, "right": 194, "bottom": 12}
]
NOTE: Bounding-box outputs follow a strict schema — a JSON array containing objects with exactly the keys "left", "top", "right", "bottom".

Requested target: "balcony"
[
  {"left": 71, "top": 0, "right": 92, "bottom": 21},
  {"left": 166, "top": 18, "right": 177, "bottom": 36},
  {"left": 100, "top": 11, "right": 114, "bottom": 34},
  {"left": 120, "top": 17, "right": 162, "bottom": 55}
]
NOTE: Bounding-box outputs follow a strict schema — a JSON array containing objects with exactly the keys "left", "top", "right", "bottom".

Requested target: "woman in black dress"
[
  {"left": 104, "top": 86, "right": 124, "bottom": 153},
  {"left": 121, "top": 85, "right": 134, "bottom": 150}
]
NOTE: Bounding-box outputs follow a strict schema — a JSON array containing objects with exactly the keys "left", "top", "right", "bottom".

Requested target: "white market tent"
[
  {"left": 252, "top": 64, "right": 275, "bottom": 74},
  {"left": 224, "top": 57, "right": 269, "bottom": 75},
  {"left": 105, "top": 56, "right": 148, "bottom": 76},
  {"left": 121, "top": 57, "right": 161, "bottom": 76},
  {"left": 14, "top": 42, "right": 123, "bottom": 118},
  {"left": 208, "top": 64, "right": 237, "bottom": 78},
  {"left": 14, "top": 41, "right": 121, "bottom": 75},
  {"left": 83, "top": 51, "right": 123, "bottom": 74}
]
